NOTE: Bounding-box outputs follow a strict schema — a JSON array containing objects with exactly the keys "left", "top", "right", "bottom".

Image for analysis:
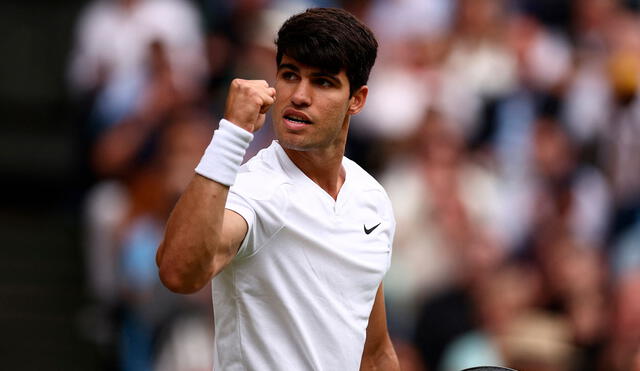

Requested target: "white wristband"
[{"left": 195, "top": 119, "right": 254, "bottom": 186}]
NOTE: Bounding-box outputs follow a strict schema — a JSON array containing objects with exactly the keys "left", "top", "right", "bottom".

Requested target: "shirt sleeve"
[
  {"left": 225, "top": 169, "right": 288, "bottom": 259},
  {"left": 225, "top": 188, "right": 256, "bottom": 258}
]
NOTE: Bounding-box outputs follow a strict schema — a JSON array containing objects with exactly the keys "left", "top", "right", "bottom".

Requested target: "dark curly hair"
[{"left": 275, "top": 8, "right": 378, "bottom": 96}]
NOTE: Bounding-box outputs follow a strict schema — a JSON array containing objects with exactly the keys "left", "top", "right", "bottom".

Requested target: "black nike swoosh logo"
[{"left": 364, "top": 223, "right": 381, "bottom": 235}]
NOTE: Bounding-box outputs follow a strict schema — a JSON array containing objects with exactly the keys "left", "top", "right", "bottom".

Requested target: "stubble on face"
[{"left": 272, "top": 57, "right": 353, "bottom": 154}]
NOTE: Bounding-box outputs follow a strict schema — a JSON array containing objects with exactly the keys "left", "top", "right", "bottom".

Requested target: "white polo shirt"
[{"left": 212, "top": 141, "right": 395, "bottom": 370}]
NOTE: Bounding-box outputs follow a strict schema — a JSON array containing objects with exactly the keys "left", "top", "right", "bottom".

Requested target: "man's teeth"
[{"left": 286, "top": 116, "right": 309, "bottom": 123}]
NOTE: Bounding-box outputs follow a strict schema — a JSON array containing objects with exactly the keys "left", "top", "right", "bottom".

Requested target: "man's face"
[{"left": 272, "top": 55, "right": 367, "bottom": 152}]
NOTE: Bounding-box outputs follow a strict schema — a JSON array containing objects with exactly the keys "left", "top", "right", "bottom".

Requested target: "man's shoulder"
[
  {"left": 344, "top": 157, "right": 395, "bottom": 222},
  {"left": 232, "top": 144, "right": 291, "bottom": 201},
  {"left": 344, "top": 157, "right": 389, "bottom": 196}
]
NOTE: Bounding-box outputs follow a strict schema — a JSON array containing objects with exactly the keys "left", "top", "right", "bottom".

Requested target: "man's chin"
[{"left": 277, "top": 139, "right": 310, "bottom": 152}]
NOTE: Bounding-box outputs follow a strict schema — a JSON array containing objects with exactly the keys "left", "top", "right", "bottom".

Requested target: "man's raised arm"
[{"left": 156, "top": 79, "right": 275, "bottom": 294}]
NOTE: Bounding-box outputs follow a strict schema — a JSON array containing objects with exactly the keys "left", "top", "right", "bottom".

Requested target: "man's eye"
[
  {"left": 282, "top": 72, "right": 297, "bottom": 80},
  {"left": 316, "top": 79, "right": 332, "bottom": 87}
]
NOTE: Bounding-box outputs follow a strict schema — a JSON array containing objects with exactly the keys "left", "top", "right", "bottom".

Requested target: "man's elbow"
[
  {"left": 158, "top": 265, "right": 208, "bottom": 294},
  {"left": 156, "top": 237, "right": 230, "bottom": 294},
  {"left": 156, "top": 242, "right": 215, "bottom": 294},
  {"left": 155, "top": 242, "right": 196, "bottom": 293}
]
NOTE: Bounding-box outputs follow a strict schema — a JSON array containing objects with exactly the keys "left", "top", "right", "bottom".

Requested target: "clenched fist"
[{"left": 224, "top": 79, "right": 276, "bottom": 133}]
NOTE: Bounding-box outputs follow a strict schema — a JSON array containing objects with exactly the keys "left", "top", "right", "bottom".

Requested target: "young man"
[{"left": 156, "top": 8, "right": 400, "bottom": 370}]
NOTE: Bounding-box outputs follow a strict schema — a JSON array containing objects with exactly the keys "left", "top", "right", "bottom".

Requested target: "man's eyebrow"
[
  {"left": 278, "top": 63, "right": 342, "bottom": 85},
  {"left": 277, "top": 63, "right": 299, "bottom": 72},
  {"left": 310, "top": 71, "right": 341, "bottom": 85}
]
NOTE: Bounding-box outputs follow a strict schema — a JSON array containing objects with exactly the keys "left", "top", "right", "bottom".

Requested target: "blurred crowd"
[{"left": 67, "top": 0, "right": 640, "bottom": 370}]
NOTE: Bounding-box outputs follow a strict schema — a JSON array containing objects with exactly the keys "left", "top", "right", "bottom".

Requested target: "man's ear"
[{"left": 347, "top": 85, "right": 368, "bottom": 115}]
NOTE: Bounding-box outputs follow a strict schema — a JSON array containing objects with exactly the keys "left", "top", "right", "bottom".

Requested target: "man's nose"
[{"left": 291, "top": 80, "right": 311, "bottom": 106}]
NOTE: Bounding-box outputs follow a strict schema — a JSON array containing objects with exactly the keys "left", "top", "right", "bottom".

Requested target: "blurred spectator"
[
  {"left": 527, "top": 117, "right": 611, "bottom": 249},
  {"left": 612, "top": 214, "right": 640, "bottom": 278},
  {"left": 439, "top": 264, "right": 541, "bottom": 371},
  {"left": 382, "top": 109, "right": 506, "bottom": 369},
  {"left": 603, "top": 270, "right": 640, "bottom": 371},
  {"left": 439, "top": 0, "right": 518, "bottom": 137},
  {"left": 531, "top": 229, "right": 609, "bottom": 371},
  {"left": 365, "top": 0, "right": 453, "bottom": 48},
  {"left": 71, "top": 2, "right": 214, "bottom": 367},
  {"left": 83, "top": 37, "right": 202, "bottom": 312},
  {"left": 602, "top": 11, "right": 640, "bottom": 239},
  {"left": 115, "top": 116, "right": 213, "bottom": 371},
  {"left": 67, "top": 0, "right": 209, "bottom": 203},
  {"left": 68, "top": 0, "right": 206, "bottom": 97},
  {"left": 498, "top": 311, "right": 577, "bottom": 371},
  {"left": 68, "top": 0, "right": 207, "bottom": 189}
]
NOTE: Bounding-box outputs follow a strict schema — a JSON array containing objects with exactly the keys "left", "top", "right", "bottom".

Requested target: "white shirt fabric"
[{"left": 212, "top": 141, "right": 395, "bottom": 370}]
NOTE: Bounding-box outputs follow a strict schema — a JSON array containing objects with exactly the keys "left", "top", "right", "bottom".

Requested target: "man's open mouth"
[{"left": 284, "top": 115, "right": 312, "bottom": 124}]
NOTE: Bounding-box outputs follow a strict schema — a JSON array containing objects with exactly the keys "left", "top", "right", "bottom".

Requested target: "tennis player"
[{"left": 157, "top": 8, "right": 399, "bottom": 370}]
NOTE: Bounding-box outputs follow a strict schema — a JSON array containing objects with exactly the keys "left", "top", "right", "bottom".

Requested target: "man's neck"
[{"left": 284, "top": 146, "right": 346, "bottom": 201}]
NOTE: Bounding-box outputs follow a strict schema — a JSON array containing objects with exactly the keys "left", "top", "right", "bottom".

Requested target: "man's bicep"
[
  {"left": 221, "top": 208, "right": 249, "bottom": 259},
  {"left": 208, "top": 209, "right": 249, "bottom": 278}
]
